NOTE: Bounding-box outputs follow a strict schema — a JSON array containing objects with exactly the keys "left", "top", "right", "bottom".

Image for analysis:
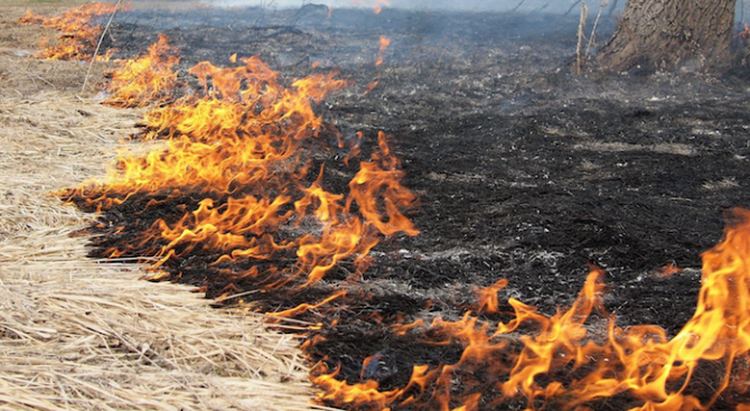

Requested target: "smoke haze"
[{"left": 203, "top": 0, "right": 624, "bottom": 13}]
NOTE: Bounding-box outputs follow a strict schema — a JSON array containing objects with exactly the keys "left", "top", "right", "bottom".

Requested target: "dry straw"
[{"left": 0, "top": 4, "right": 328, "bottom": 410}]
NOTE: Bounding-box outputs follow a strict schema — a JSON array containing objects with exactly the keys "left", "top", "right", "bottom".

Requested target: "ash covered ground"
[{"left": 82, "top": 4, "right": 750, "bottom": 408}]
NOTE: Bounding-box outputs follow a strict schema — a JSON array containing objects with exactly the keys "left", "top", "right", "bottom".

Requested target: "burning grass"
[
  {"left": 63, "top": 43, "right": 419, "bottom": 290},
  {"left": 18, "top": 1, "right": 127, "bottom": 62},
  {"left": 102, "top": 33, "right": 182, "bottom": 107},
  {"left": 314, "top": 218, "right": 750, "bottom": 410}
]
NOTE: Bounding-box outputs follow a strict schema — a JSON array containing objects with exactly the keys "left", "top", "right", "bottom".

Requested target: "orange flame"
[
  {"left": 269, "top": 291, "right": 347, "bottom": 318},
  {"left": 365, "top": 80, "right": 380, "bottom": 94},
  {"left": 657, "top": 262, "right": 684, "bottom": 277},
  {"left": 104, "top": 34, "right": 181, "bottom": 107},
  {"left": 65, "top": 52, "right": 419, "bottom": 291},
  {"left": 351, "top": 0, "right": 391, "bottom": 14},
  {"left": 88, "top": 56, "right": 348, "bottom": 198},
  {"left": 19, "top": 2, "right": 128, "bottom": 62},
  {"left": 473, "top": 278, "right": 509, "bottom": 314},
  {"left": 316, "top": 209, "right": 750, "bottom": 410},
  {"left": 376, "top": 36, "right": 391, "bottom": 66}
]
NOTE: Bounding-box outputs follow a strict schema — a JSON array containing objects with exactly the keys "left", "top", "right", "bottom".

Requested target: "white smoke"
[{"left": 202, "top": 0, "right": 624, "bottom": 14}]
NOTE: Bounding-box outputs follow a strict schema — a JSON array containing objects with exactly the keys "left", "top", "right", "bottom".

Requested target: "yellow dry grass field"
[{"left": 0, "top": 3, "right": 323, "bottom": 410}]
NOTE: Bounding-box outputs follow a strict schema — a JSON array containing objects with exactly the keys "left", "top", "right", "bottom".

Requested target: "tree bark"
[{"left": 597, "top": 0, "right": 737, "bottom": 72}]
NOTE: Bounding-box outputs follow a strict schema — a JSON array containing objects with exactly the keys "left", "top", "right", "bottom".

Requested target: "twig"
[
  {"left": 532, "top": 3, "right": 550, "bottom": 14},
  {"left": 18, "top": 66, "right": 55, "bottom": 89},
  {"left": 576, "top": 1, "right": 589, "bottom": 75},
  {"left": 511, "top": 0, "right": 526, "bottom": 12},
  {"left": 566, "top": 0, "right": 583, "bottom": 16},
  {"left": 81, "top": 0, "right": 123, "bottom": 94},
  {"left": 586, "top": 0, "right": 608, "bottom": 58}
]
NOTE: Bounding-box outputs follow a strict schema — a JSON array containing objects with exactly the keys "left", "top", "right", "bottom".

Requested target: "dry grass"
[{"left": 0, "top": 3, "right": 325, "bottom": 410}]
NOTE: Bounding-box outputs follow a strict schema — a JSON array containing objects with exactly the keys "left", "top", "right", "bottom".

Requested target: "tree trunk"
[{"left": 597, "top": 0, "right": 736, "bottom": 72}]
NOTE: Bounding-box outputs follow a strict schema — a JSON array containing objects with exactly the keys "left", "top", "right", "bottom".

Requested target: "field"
[{"left": 5, "top": 1, "right": 750, "bottom": 410}]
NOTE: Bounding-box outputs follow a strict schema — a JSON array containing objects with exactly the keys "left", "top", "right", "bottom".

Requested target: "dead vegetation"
[{"left": 0, "top": 3, "right": 322, "bottom": 410}]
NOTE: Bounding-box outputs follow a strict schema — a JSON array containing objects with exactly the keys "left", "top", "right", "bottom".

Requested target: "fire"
[
  {"left": 316, "top": 209, "right": 750, "bottom": 410},
  {"left": 19, "top": 2, "right": 128, "bottom": 62},
  {"left": 351, "top": 0, "right": 391, "bottom": 14},
  {"left": 47, "top": 5, "right": 750, "bottom": 411},
  {"left": 88, "top": 55, "right": 348, "bottom": 197},
  {"left": 104, "top": 34, "right": 182, "bottom": 107},
  {"left": 64, "top": 50, "right": 418, "bottom": 291},
  {"left": 657, "top": 262, "right": 684, "bottom": 277},
  {"left": 473, "top": 278, "right": 509, "bottom": 314},
  {"left": 376, "top": 36, "right": 391, "bottom": 66},
  {"left": 269, "top": 291, "right": 348, "bottom": 318}
]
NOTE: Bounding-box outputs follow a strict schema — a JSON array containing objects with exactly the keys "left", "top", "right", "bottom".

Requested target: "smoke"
[{"left": 203, "top": 0, "right": 624, "bottom": 14}]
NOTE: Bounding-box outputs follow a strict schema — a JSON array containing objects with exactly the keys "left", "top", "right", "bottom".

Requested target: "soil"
[{"left": 58, "top": 4, "right": 750, "bottom": 410}]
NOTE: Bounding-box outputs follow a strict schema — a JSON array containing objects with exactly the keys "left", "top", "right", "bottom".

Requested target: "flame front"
[
  {"left": 316, "top": 209, "right": 750, "bottom": 410},
  {"left": 65, "top": 42, "right": 418, "bottom": 291},
  {"left": 19, "top": 2, "right": 127, "bottom": 62},
  {"left": 93, "top": 55, "right": 346, "bottom": 197}
]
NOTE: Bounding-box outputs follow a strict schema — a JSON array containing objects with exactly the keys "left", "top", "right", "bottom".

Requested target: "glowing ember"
[
  {"left": 315, "top": 209, "right": 750, "bottom": 410},
  {"left": 657, "top": 262, "right": 684, "bottom": 277},
  {"left": 104, "top": 34, "right": 181, "bottom": 107},
  {"left": 19, "top": 2, "right": 127, "bottom": 62}
]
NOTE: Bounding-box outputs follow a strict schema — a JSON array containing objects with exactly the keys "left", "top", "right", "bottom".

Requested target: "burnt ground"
[{"left": 63, "top": 4, "right": 750, "bottom": 410}]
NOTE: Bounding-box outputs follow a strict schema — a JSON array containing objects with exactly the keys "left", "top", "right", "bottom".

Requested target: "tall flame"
[
  {"left": 315, "top": 209, "right": 750, "bottom": 410},
  {"left": 19, "top": 2, "right": 128, "bottom": 62}
]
